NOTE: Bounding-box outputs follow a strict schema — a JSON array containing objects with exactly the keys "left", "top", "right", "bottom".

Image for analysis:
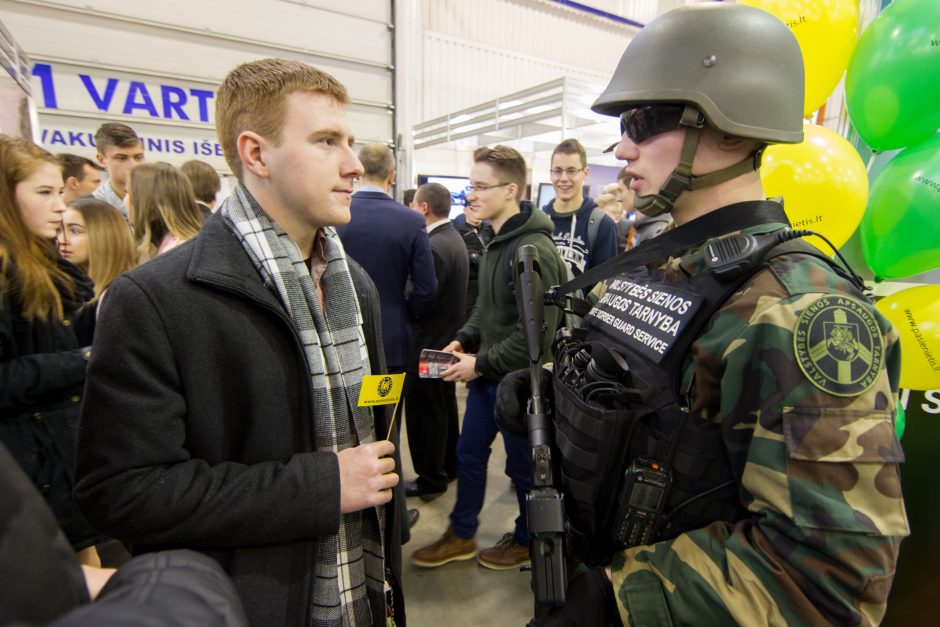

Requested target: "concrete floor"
[{"left": 399, "top": 383, "right": 535, "bottom": 627}]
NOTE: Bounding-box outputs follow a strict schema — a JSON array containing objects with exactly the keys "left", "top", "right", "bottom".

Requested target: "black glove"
[
  {"left": 495, "top": 368, "right": 552, "bottom": 436},
  {"left": 538, "top": 567, "right": 621, "bottom": 627}
]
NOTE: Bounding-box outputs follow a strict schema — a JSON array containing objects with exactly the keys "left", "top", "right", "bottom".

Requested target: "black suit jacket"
[
  {"left": 413, "top": 221, "right": 469, "bottom": 354},
  {"left": 336, "top": 191, "right": 437, "bottom": 368}
]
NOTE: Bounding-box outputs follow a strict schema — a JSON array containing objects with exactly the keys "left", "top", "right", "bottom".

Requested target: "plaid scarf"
[{"left": 221, "top": 185, "right": 385, "bottom": 626}]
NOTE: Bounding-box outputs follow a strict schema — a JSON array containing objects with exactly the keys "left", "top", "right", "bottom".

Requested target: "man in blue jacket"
[{"left": 337, "top": 144, "right": 437, "bottom": 381}]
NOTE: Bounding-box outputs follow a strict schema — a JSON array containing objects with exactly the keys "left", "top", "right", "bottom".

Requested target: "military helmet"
[{"left": 593, "top": 2, "right": 805, "bottom": 144}]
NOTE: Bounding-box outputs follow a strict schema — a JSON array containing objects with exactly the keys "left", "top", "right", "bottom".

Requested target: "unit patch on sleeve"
[{"left": 793, "top": 295, "right": 885, "bottom": 397}]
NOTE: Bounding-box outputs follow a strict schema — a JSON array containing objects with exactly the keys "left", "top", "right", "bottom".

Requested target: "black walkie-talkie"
[{"left": 612, "top": 456, "right": 671, "bottom": 547}]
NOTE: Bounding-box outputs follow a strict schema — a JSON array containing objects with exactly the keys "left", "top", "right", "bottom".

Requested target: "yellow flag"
[{"left": 358, "top": 374, "right": 406, "bottom": 407}]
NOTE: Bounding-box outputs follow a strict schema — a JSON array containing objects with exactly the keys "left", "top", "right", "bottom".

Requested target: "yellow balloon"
[
  {"left": 760, "top": 123, "right": 868, "bottom": 251},
  {"left": 876, "top": 286, "right": 940, "bottom": 391},
  {"left": 739, "top": 0, "right": 858, "bottom": 117}
]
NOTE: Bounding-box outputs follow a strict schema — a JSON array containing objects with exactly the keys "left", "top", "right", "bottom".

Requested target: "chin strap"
[{"left": 634, "top": 106, "right": 766, "bottom": 218}]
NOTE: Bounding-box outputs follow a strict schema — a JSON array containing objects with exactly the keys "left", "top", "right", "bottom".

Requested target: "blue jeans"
[{"left": 450, "top": 378, "right": 532, "bottom": 546}]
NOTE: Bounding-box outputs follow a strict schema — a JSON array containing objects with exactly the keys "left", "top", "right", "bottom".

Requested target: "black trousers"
[{"left": 404, "top": 376, "right": 459, "bottom": 492}]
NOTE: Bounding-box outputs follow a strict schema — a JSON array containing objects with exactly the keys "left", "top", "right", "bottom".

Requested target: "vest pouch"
[{"left": 552, "top": 369, "right": 650, "bottom": 563}]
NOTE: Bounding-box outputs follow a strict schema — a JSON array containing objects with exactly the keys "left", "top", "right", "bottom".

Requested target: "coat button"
[
  {"left": 31, "top": 411, "right": 43, "bottom": 421},
  {"left": 71, "top": 395, "right": 81, "bottom": 403},
  {"left": 63, "top": 319, "right": 72, "bottom": 326}
]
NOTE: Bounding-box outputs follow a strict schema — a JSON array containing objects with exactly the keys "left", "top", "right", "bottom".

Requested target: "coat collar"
[{"left": 185, "top": 212, "right": 282, "bottom": 310}]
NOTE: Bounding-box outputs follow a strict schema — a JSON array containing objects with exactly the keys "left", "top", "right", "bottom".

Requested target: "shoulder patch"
[{"left": 793, "top": 295, "right": 885, "bottom": 397}]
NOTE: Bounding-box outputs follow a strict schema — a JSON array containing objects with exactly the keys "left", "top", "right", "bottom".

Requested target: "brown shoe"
[
  {"left": 477, "top": 532, "right": 530, "bottom": 570},
  {"left": 412, "top": 527, "right": 476, "bottom": 568}
]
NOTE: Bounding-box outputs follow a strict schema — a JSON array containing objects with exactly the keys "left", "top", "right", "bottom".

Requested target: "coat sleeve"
[
  {"left": 406, "top": 225, "right": 438, "bottom": 319},
  {"left": 74, "top": 275, "right": 342, "bottom": 547},
  {"left": 0, "top": 300, "right": 86, "bottom": 412},
  {"left": 610, "top": 290, "right": 908, "bottom": 627},
  {"left": 49, "top": 550, "right": 249, "bottom": 627},
  {"left": 475, "top": 234, "right": 566, "bottom": 377},
  {"left": 456, "top": 301, "right": 481, "bottom": 353}
]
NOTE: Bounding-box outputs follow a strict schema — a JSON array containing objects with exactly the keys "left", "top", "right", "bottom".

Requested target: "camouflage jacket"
[{"left": 610, "top": 223, "right": 909, "bottom": 626}]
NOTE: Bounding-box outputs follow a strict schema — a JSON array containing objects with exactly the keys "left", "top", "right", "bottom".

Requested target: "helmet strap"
[
  {"left": 635, "top": 106, "right": 766, "bottom": 217},
  {"left": 634, "top": 105, "right": 704, "bottom": 217}
]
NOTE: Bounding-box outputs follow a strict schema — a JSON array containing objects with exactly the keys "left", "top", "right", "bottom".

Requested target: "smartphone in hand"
[{"left": 418, "top": 349, "right": 459, "bottom": 378}]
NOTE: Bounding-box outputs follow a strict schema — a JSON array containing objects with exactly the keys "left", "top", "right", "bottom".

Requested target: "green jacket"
[
  {"left": 456, "top": 204, "right": 566, "bottom": 379},
  {"left": 610, "top": 222, "right": 908, "bottom": 627}
]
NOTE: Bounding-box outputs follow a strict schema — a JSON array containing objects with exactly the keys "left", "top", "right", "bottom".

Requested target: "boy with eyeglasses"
[
  {"left": 543, "top": 138, "right": 617, "bottom": 289},
  {"left": 535, "top": 3, "right": 907, "bottom": 626},
  {"left": 412, "top": 145, "right": 566, "bottom": 572}
]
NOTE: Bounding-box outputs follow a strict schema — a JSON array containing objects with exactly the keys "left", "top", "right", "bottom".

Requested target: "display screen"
[{"left": 417, "top": 174, "right": 471, "bottom": 220}]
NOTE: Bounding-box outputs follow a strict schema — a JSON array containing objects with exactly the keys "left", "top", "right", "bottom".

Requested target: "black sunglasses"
[{"left": 619, "top": 104, "right": 686, "bottom": 144}]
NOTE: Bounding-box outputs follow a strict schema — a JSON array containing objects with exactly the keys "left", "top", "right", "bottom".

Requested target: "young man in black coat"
[{"left": 75, "top": 58, "right": 406, "bottom": 627}]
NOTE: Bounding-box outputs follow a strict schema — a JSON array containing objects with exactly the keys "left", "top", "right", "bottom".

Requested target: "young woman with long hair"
[
  {"left": 58, "top": 197, "right": 136, "bottom": 300},
  {"left": 57, "top": 197, "right": 137, "bottom": 343},
  {"left": 0, "top": 134, "right": 103, "bottom": 563},
  {"left": 126, "top": 162, "right": 204, "bottom": 263}
]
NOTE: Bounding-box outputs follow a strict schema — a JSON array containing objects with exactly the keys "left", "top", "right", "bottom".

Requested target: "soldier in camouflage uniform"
[{"left": 543, "top": 3, "right": 909, "bottom": 626}]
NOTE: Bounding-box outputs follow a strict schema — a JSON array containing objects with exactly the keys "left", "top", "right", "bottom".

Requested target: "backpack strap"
[{"left": 586, "top": 206, "right": 605, "bottom": 253}]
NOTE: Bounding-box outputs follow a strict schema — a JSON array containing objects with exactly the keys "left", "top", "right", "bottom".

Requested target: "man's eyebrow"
[{"left": 310, "top": 129, "right": 355, "bottom": 146}]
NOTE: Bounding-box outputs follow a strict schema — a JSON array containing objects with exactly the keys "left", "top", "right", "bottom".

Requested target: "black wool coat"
[
  {"left": 0, "top": 255, "right": 100, "bottom": 550},
  {"left": 74, "top": 214, "right": 405, "bottom": 627}
]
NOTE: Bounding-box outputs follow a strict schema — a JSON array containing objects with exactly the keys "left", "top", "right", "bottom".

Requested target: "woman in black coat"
[{"left": 0, "top": 135, "right": 101, "bottom": 558}]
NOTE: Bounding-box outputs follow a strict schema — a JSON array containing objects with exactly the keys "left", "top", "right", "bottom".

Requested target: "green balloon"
[
  {"left": 861, "top": 133, "right": 940, "bottom": 279},
  {"left": 846, "top": 0, "right": 940, "bottom": 151},
  {"left": 896, "top": 401, "right": 905, "bottom": 440}
]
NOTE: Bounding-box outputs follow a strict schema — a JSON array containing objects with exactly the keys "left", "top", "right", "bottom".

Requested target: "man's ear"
[
  {"left": 418, "top": 201, "right": 430, "bottom": 217},
  {"left": 65, "top": 176, "right": 80, "bottom": 191},
  {"left": 237, "top": 131, "right": 268, "bottom": 179},
  {"left": 95, "top": 153, "right": 106, "bottom": 167},
  {"left": 717, "top": 133, "right": 755, "bottom": 153}
]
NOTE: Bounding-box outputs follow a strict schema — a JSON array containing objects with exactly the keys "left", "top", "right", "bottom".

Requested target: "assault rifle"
[{"left": 517, "top": 244, "right": 567, "bottom": 623}]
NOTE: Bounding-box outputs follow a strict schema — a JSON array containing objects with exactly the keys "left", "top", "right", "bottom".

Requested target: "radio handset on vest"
[
  {"left": 705, "top": 229, "right": 867, "bottom": 291},
  {"left": 703, "top": 232, "right": 778, "bottom": 281}
]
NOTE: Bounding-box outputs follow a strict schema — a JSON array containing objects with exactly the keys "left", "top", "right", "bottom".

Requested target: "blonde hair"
[
  {"left": 597, "top": 193, "right": 621, "bottom": 215},
  {"left": 597, "top": 192, "right": 618, "bottom": 209},
  {"left": 128, "top": 163, "right": 203, "bottom": 263},
  {"left": 215, "top": 58, "right": 350, "bottom": 179},
  {"left": 0, "top": 134, "right": 73, "bottom": 320},
  {"left": 67, "top": 197, "right": 136, "bottom": 298}
]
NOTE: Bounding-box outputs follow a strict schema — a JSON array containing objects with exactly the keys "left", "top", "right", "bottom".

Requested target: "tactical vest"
[{"left": 547, "top": 204, "right": 863, "bottom": 565}]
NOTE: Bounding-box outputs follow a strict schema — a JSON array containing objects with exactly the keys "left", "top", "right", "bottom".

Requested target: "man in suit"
[
  {"left": 404, "top": 183, "right": 469, "bottom": 500},
  {"left": 337, "top": 144, "right": 437, "bottom": 379}
]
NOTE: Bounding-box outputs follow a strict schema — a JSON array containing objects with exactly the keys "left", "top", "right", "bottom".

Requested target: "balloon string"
[{"left": 866, "top": 152, "right": 878, "bottom": 174}]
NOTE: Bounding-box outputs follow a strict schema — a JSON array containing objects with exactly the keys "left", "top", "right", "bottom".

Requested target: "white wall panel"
[
  {"left": 411, "top": 0, "right": 640, "bottom": 182},
  {"left": 14, "top": 0, "right": 392, "bottom": 65},
  {"left": 421, "top": 0, "right": 637, "bottom": 81},
  {"left": 420, "top": 31, "right": 609, "bottom": 122},
  {"left": 0, "top": 0, "right": 394, "bottom": 173}
]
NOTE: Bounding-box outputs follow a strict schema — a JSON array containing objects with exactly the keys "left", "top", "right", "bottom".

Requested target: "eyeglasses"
[
  {"left": 619, "top": 104, "right": 686, "bottom": 144},
  {"left": 467, "top": 182, "right": 510, "bottom": 193},
  {"left": 550, "top": 167, "right": 585, "bottom": 179}
]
